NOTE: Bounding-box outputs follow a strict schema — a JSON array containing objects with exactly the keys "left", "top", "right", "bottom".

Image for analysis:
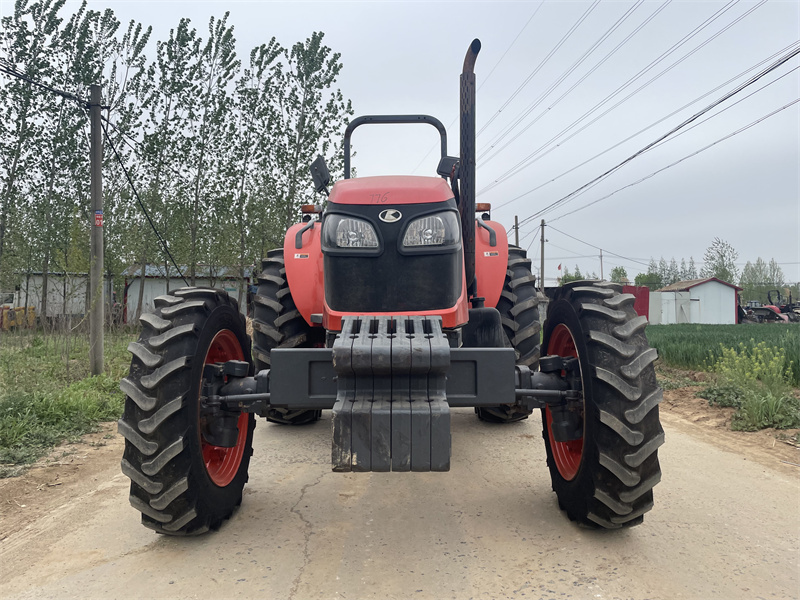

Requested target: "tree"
[
  {"left": 666, "top": 258, "right": 679, "bottom": 285},
  {"left": 701, "top": 237, "right": 739, "bottom": 283},
  {"left": 686, "top": 257, "right": 698, "bottom": 280},
  {"left": 609, "top": 266, "right": 627, "bottom": 283},
  {"left": 634, "top": 259, "right": 663, "bottom": 290},
  {"left": 560, "top": 264, "right": 584, "bottom": 285}
]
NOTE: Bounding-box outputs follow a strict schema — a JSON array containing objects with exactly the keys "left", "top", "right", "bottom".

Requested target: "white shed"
[
  {"left": 123, "top": 265, "right": 251, "bottom": 323},
  {"left": 649, "top": 278, "right": 741, "bottom": 325}
]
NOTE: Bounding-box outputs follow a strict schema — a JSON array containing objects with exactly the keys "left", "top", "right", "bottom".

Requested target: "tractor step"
[{"left": 331, "top": 316, "right": 451, "bottom": 472}]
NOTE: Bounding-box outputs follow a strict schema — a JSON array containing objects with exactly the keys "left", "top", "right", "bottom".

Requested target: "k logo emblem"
[{"left": 379, "top": 209, "right": 402, "bottom": 223}]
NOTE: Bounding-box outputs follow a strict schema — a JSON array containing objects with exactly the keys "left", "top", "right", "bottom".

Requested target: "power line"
[
  {"left": 408, "top": 4, "right": 543, "bottom": 175},
  {"left": 492, "top": 42, "right": 800, "bottom": 212},
  {"left": 99, "top": 118, "right": 189, "bottom": 286},
  {"left": 550, "top": 97, "right": 800, "bottom": 222},
  {"left": 0, "top": 59, "right": 88, "bottom": 107},
  {"left": 478, "top": 0, "right": 761, "bottom": 197},
  {"left": 515, "top": 42, "right": 800, "bottom": 229},
  {"left": 477, "top": 1, "right": 601, "bottom": 139},
  {"left": 477, "top": 0, "right": 648, "bottom": 164},
  {"left": 547, "top": 224, "right": 650, "bottom": 267}
]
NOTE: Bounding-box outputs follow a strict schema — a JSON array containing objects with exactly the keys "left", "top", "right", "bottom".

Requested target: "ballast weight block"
[{"left": 331, "top": 316, "right": 451, "bottom": 472}]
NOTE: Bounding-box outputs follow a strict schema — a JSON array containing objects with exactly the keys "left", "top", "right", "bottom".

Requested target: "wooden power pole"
[
  {"left": 540, "top": 219, "right": 545, "bottom": 295},
  {"left": 89, "top": 84, "right": 104, "bottom": 375},
  {"left": 514, "top": 215, "right": 519, "bottom": 246},
  {"left": 600, "top": 249, "right": 604, "bottom": 280}
]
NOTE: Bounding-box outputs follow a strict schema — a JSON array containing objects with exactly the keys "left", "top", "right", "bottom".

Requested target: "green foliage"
[
  {"left": 647, "top": 323, "right": 800, "bottom": 387},
  {"left": 700, "top": 237, "right": 739, "bottom": 284},
  {"left": 0, "top": 330, "right": 135, "bottom": 476},
  {"left": 609, "top": 266, "right": 627, "bottom": 283},
  {"left": 698, "top": 342, "right": 799, "bottom": 431},
  {"left": 1, "top": 5, "right": 353, "bottom": 309},
  {"left": 738, "top": 257, "right": 793, "bottom": 305},
  {"left": 560, "top": 264, "right": 583, "bottom": 285}
]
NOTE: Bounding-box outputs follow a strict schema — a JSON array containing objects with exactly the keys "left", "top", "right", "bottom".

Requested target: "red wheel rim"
[
  {"left": 545, "top": 323, "right": 584, "bottom": 481},
  {"left": 201, "top": 329, "right": 248, "bottom": 487}
]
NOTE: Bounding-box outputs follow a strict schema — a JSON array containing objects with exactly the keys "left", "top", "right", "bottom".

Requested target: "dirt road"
[{"left": 1, "top": 402, "right": 798, "bottom": 600}]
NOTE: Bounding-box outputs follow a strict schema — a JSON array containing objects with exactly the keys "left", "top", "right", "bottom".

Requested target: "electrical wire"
[
  {"left": 0, "top": 59, "right": 87, "bottom": 106},
  {"left": 492, "top": 42, "right": 800, "bottom": 211},
  {"left": 547, "top": 224, "right": 651, "bottom": 267},
  {"left": 99, "top": 117, "right": 189, "bottom": 286},
  {"left": 478, "top": 0, "right": 762, "bottom": 197},
  {"left": 549, "top": 97, "right": 800, "bottom": 223},
  {"left": 477, "top": 0, "right": 647, "bottom": 164},
  {"left": 514, "top": 43, "right": 800, "bottom": 229},
  {"left": 408, "top": 3, "right": 543, "bottom": 175},
  {"left": 477, "top": 1, "right": 601, "bottom": 139}
]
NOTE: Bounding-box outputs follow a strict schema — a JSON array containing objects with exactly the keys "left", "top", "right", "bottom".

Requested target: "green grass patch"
[
  {"left": 0, "top": 329, "right": 135, "bottom": 476},
  {"left": 647, "top": 323, "right": 800, "bottom": 386}
]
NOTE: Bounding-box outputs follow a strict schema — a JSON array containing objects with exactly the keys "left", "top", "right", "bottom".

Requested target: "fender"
[
  {"left": 283, "top": 221, "right": 324, "bottom": 327},
  {"left": 474, "top": 219, "right": 509, "bottom": 309}
]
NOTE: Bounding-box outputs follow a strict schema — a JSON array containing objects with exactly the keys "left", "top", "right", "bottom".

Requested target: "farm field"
[{"left": 647, "top": 323, "right": 800, "bottom": 385}]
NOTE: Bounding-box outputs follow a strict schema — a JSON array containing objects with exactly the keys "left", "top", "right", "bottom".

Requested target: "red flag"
[{"left": 557, "top": 263, "right": 562, "bottom": 271}]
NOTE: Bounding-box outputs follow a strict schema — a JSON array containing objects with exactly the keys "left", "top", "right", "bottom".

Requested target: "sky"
[{"left": 7, "top": 0, "right": 798, "bottom": 285}]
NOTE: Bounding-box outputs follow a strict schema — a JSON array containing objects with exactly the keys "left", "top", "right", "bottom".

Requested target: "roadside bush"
[{"left": 700, "top": 342, "right": 800, "bottom": 431}]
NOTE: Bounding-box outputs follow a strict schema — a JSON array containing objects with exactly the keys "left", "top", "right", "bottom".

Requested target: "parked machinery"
[{"left": 118, "top": 40, "right": 663, "bottom": 535}]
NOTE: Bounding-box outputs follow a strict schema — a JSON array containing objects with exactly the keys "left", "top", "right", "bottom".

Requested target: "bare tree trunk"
[
  {"left": 41, "top": 249, "right": 50, "bottom": 331},
  {"left": 135, "top": 246, "right": 146, "bottom": 320}
]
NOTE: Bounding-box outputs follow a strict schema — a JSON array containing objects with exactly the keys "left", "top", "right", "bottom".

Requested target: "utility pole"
[
  {"left": 600, "top": 249, "right": 604, "bottom": 281},
  {"left": 89, "top": 84, "right": 104, "bottom": 375},
  {"left": 514, "top": 215, "right": 519, "bottom": 247},
  {"left": 540, "top": 219, "right": 545, "bottom": 295}
]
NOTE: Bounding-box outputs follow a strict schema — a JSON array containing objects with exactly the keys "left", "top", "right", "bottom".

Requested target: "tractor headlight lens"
[
  {"left": 402, "top": 212, "right": 460, "bottom": 247},
  {"left": 323, "top": 216, "right": 379, "bottom": 248}
]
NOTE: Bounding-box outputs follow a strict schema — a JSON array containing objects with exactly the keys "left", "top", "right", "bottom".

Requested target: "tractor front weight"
[{"left": 200, "top": 315, "right": 584, "bottom": 472}]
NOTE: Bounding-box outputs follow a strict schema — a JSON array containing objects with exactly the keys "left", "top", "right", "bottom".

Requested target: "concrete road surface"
[{"left": 1, "top": 409, "right": 798, "bottom": 599}]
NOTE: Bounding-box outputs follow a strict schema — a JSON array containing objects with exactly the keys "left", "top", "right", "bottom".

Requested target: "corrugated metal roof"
[
  {"left": 122, "top": 264, "right": 253, "bottom": 279},
  {"left": 657, "top": 277, "right": 742, "bottom": 292}
]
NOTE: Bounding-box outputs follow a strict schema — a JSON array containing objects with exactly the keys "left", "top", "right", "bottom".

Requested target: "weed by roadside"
[
  {"left": 699, "top": 342, "right": 800, "bottom": 431},
  {"left": 0, "top": 330, "right": 135, "bottom": 477}
]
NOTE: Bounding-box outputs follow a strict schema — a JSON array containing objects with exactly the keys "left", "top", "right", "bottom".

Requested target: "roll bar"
[{"left": 343, "top": 115, "right": 448, "bottom": 179}]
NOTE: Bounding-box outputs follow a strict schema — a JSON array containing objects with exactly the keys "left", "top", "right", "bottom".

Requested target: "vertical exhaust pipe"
[{"left": 460, "top": 39, "right": 481, "bottom": 298}]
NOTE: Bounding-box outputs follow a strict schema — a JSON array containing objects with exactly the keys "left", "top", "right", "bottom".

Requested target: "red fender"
[
  {"left": 474, "top": 219, "right": 509, "bottom": 309},
  {"left": 283, "top": 221, "right": 325, "bottom": 327}
]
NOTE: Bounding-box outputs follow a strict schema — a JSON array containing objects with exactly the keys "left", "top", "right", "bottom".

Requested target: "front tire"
[
  {"left": 475, "top": 246, "right": 541, "bottom": 423},
  {"left": 541, "top": 281, "right": 663, "bottom": 529},
  {"left": 119, "top": 288, "right": 255, "bottom": 535},
  {"left": 252, "top": 249, "right": 323, "bottom": 425}
]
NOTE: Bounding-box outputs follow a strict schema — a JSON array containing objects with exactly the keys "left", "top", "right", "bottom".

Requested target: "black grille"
[{"left": 323, "top": 201, "right": 462, "bottom": 313}]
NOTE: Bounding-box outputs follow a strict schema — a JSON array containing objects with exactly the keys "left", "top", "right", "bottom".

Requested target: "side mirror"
[
  {"left": 310, "top": 155, "right": 331, "bottom": 195},
  {"left": 437, "top": 156, "right": 459, "bottom": 179}
]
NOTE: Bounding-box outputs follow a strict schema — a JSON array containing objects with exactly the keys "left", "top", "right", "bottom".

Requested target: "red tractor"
[{"left": 119, "top": 40, "right": 663, "bottom": 535}]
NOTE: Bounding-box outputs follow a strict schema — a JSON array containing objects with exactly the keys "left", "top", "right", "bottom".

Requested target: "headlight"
[
  {"left": 402, "top": 212, "right": 460, "bottom": 247},
  {"left": 323, "top": 215, "right": 379, "bottom": 248}
]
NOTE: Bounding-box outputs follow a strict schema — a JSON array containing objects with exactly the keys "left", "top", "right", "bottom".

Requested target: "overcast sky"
[{"left": 15, "top": 0, "right": 798, "bottom": 285}]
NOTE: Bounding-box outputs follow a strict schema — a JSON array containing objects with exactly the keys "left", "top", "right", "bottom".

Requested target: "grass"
[
  {"left": 697, "top": 341, "right": 800, "bottom": 431},
  {"left": 0, "top": 329, "right": 136, "bottom": 476},
  {"left": 648, "top": 324, "right": 800, "bottom": 432},
  {"left": 647, "top": 323, "right": 800, "bottom": 386}
]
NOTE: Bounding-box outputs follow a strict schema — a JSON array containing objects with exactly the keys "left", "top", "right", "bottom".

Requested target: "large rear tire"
[
  {"left": 541, "top": 281, "right": 663, "bottom": 529},
  {"left": 475, "top": 246, "right": 541, "bottom": 423},
  {"left": 119, "top": 288, "right": 255, "bottom": 535},
  {"left": 252, "top": 249, "right": 323, "bottom": 425}
]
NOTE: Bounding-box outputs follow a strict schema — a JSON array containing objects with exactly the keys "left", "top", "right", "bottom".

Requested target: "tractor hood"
[{"left": 328, "top": 175, "right": 454, "bottom": 206}]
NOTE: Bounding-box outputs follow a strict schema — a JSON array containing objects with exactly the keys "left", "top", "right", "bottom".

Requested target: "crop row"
[{"left": 646, "top": 323, "right": 800, "bottom": 386}]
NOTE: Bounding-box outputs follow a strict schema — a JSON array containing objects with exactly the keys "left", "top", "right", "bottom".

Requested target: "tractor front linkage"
[{"left": 201, "top": 315, "right": 582, "bottom": 472}]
